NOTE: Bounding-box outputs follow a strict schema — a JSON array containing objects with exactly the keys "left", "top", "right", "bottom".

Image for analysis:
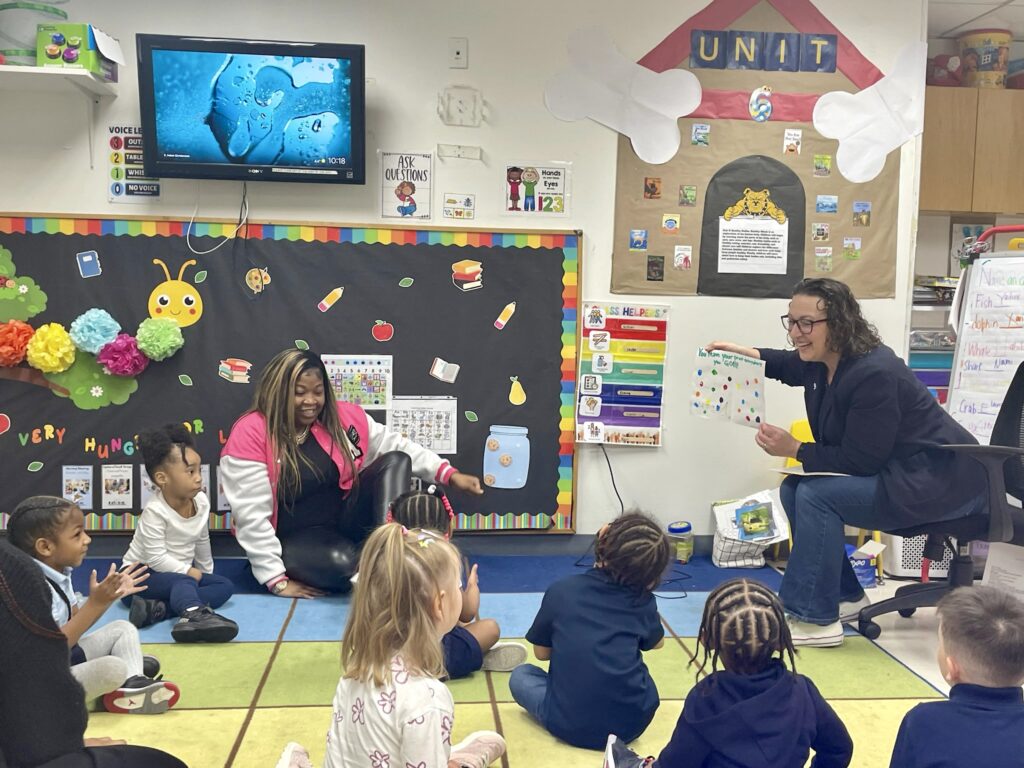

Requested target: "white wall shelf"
[{"left": 0, "top": 65, "right": 117, "bottom": 169}]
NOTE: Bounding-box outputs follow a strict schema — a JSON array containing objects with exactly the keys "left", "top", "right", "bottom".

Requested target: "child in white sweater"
[{"left": 122, "top": 424, "right": 237, "bottom": 643}]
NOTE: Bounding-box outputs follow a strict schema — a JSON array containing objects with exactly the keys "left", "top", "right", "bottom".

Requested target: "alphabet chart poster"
[
  {"left": 389, "top": 396, "right": 458, "bottom": 454},
  {"left": 690, "top": 347, "right": 765, "bottom": 428},
  {"left": 576, "top": 302, "right": 669, "bottom": 446},
  {"left": 322, "top": 355, "right": 394, "bottom": 410}
]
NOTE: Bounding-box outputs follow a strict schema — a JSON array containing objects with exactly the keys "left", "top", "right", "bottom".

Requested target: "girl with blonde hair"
[
  {"left": 220, "top": 348, "right": 482, "bottom": 598},
  {"left": 280, "top": 524, "right": 505, "bottom": 768}
]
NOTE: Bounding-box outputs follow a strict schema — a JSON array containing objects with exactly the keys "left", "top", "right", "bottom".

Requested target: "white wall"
[{"left": 0, "top": 0, "right": 926, "bottom": 534}]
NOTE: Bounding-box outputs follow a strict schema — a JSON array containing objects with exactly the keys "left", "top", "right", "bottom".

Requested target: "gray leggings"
[{"left": 71, "top": 620, "right": 144, "bottom": 699}]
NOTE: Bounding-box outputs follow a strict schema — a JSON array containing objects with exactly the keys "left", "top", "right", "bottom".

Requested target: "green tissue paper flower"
[{"left": 136, "top": 317, "right": 184, "bottom": 361}]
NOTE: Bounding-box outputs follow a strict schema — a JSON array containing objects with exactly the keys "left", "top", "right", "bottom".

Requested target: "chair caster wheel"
[
  {"left": 859, "top": 620, "right": 881, "bottom": 640},
  {"left": 898, "top": 608, "right": 917, "bottom": 618}
]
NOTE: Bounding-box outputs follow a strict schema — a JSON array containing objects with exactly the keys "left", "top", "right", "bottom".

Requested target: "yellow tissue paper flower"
[{"left": 26, "top": 322, "right": 76, "bottom": 373}]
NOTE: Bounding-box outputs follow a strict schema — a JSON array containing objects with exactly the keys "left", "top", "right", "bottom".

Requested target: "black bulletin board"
[{"left": 0, "top": 217, "right": 579, "bottom": 533}]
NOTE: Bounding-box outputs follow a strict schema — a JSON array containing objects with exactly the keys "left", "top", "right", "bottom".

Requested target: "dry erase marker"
[
  {"left": 318, "top": 287, "right": 344, "bottom": 312},
  {"left": 494, "top": 301, "right": 517, "bottom": 330}
]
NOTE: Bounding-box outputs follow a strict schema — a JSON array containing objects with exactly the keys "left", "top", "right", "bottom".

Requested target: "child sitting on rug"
[
  {"left": 888, "top": 586, "right": 1024, "bottom": 768},
  {"left": 387, "top": 484, "right": 527, "bottom": 677},
  {"left": 277, "top": 523, "right": 506, "bottom": 768},
  {"left": 8, "top": 495, "right": 181, "bottom": 715},
  {"left": 604, "top": 578, "right": 853, "bottom": 768},
  {"left": 122, "top": 424, "right": 237, "bottom": 643},
  {"left": 509, "top": 511, "right": 671, "bottom": 750}
]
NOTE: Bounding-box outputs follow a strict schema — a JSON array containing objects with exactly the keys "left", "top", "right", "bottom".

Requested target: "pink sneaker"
[
  {"left": 448, "top": 731, "right": 507, "bottom": 768},
  {"left": 276, "top": 742, "right": 314, "bottom": 768}
]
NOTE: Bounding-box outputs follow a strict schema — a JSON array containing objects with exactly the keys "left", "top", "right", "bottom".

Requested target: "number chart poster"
[
  {"left": 0, "top": 217, "right": 578, "bottom": 533},
  {"left": 576, "top": 302, "right": 668, "bottom": 446}
]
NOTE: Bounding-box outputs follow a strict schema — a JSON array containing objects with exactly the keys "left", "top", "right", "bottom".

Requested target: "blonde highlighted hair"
[
  {"left": 251, "top": 348, "right": 356, "bottom": 504},
  {"left": 341, "top": 523, "right": 461, "bottom": 685}
]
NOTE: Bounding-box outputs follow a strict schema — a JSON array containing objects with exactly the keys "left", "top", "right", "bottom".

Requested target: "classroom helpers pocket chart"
[
  {"left": 690, "top": 347, "right": 765, "bottom": 428},
  {"left": 576, "top": 302, "right": 669, "bottom": 447}
]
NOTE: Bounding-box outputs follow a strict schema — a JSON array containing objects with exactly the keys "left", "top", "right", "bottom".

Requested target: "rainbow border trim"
[{"left": 0, "top": 218, "right": 578, "bottom": 533}]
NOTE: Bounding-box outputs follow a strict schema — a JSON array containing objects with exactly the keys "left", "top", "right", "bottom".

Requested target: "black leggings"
[
  {"left": 280, "top": 451, "right": 412, "bottom": 592},
  {"left": 36, "top": 745, "right": 187, "bottom": 767}
]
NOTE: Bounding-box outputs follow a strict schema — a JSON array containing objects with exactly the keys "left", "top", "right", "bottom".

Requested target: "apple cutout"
[
  {"left": 372, "top": 320, "right": 394, "bottom": 343},
  {"left": 0, "top": 413, "right": 9, "bottom": 436}
]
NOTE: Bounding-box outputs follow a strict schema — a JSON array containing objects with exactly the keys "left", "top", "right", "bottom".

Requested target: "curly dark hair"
[
  {"left": 792, "top": 278, "right": 881, "bottom": 357},
  {"left": 137, "top": 423, "right": 196, "bottom": 483},
  {"left": 594, "top": 511, "right": 672, "bottom": 593}
]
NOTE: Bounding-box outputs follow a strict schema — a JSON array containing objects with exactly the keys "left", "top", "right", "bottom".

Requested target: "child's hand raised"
[
  {"left": 467, "top": 563, "right": 479, "bottom": 592},
  {"left": 89, "top": 563, "right": 149, "bottom": 606}
]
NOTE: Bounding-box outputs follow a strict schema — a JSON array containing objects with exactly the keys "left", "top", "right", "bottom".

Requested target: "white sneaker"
[
  {"left": 449, "top": 731, "right": 506, "bottom": 768},
  {"left": 480, "top": 641, "right": 528, "bottom": 672},
  {"left": 275, "top": 742, "right": 314, "bottom": 768},
  {"left": 786, "top": 616, "right": 844, "bottom": 648},
  {"left": 839, "top": 594, "right": 872, "bottom": 623}
]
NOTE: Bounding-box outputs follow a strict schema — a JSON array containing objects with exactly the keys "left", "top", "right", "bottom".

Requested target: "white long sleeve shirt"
[
  {"left": 122, "top": 491, "right": 214, "bottom": 574},
  {"left": 324, "top": 655, "right": 454, "bottom": 768}
]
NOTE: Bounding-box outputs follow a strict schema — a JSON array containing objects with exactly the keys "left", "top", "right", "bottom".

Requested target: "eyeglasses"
[{"left": 780, "top": 315, "right": 828, "bottom": 334}]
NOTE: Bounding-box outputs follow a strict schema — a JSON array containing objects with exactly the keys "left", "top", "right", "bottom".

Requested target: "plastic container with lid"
[
  {"left": 958, "top": 28, "right": 1012, "bottom": 88},
  {"left": 667, "top": 521, "right": 694, "bottom": 564}
]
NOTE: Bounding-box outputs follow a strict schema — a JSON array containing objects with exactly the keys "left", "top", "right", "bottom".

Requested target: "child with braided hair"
[
  {"left": 605, "top": 578, "right": 853, "bottom": 768},
  {"left": 510, "top": 511, "right": 671, "bottom": 749},
  {"left": 386, "top": 485, "right": 527, "bottom": 677}
]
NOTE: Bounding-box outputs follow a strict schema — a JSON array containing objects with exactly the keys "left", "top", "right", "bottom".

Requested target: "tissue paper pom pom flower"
[
  {"left": 136, "top": 317, "right": 184, "bottom": 361},
  {"left": 69, "top": 308, "right": 121, "bottom": 354},
  {"left": 26, "top": 322, "right": 76, "bottom": 373},
  {"left": 0, "top": 319, "right": 35, "bottom": 366},
  {"left": 96, "top": 333, "right": 150, "bottom": 377}
]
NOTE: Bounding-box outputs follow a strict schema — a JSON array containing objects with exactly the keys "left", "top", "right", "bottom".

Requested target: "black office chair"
[{"left": 858, "top": 361, "right": 1024, "bottom": 640}]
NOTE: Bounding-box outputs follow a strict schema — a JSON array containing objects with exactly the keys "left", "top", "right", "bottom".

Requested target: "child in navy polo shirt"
[
  {"left": 509, "top": 512, "right": 671, "bottom": 749},
  {"left": 888, "top": 585, "right": 1024, "bottom": 768}
]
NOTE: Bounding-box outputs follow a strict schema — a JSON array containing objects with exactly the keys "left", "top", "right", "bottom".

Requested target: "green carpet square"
[{"left": 141, "top": 642, "right": 273, "bottom": 709}]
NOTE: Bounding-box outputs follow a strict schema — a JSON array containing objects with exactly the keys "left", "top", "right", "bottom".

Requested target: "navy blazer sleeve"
[
  {"left": 757, "top": 348, "right": 808, "bottom": 387},
  {"left": 887, "top": 708, "right": 919, "bottom": 768},
  {"left": 797, "top": 369, "right": 901, "bottom": 475}
]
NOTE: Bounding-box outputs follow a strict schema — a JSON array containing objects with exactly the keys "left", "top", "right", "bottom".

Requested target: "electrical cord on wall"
[
  {"left": 574, "top": 444, "right": 692, "bottom": 598},
  {"left": 186, "top": 181, "right": 249, "bottom": 255},
  {"left": 574, "top": 444, "right": 625, "bottom": 567}
]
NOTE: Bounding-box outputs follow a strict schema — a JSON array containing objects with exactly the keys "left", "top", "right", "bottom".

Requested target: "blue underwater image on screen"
[{"left": 151, "top": 50, "right": 352, "bottom": 168}]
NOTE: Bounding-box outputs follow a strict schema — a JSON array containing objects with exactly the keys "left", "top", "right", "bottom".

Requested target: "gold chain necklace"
[{"left": 295, "top": 426, "right": 310, "bottom": 444}]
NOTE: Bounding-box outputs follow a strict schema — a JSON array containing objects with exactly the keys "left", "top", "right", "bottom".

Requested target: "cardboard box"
[{"left": 36, "top": 24, "right": 124, "bottom": 82}]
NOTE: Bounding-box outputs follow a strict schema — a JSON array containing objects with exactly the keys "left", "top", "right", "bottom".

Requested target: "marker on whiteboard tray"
[
  {"left": 494, "top": 301, "right": 517, "bottom": 330},
  {"left": 318, "top": 287, "right": 344, "bottom": 312}
]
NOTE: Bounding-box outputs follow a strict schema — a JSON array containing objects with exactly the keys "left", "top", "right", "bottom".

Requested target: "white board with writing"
[{"left": 948, "top": 255, "right": 1024, "bottom": 443}]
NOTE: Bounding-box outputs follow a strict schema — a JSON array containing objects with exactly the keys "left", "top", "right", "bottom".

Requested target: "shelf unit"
[
  {"left": 909, "top": 302, "right": 954, "bottom": 403},
  {"left": 0, "top": 64, "right": 117, "bottom": 169}
]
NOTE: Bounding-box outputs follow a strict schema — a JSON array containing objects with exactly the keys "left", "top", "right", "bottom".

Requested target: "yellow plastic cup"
[{"left": 958, "top": 28, "right": 1012, "bottom": 88}]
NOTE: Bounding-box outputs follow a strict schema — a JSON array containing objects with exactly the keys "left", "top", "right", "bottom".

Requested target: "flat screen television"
[{"left": 137, "top": 35, "right": 365, "bottom": 184}]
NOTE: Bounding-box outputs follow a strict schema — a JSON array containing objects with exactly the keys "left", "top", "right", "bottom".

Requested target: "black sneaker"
[
  {"left": 142, "top": 654, "right": 161, "bottom": 678},
  {"left": 603, "top": 735, "right": 651, "bottom": 768},
  {"left": 128, "top": 596, "right": 168, "bottom": 629},
  {"left": 171, "top": 605, "right": 239, "bottom": 643}
]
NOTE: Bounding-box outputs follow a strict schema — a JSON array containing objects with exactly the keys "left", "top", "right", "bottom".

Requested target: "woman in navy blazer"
[{"left": 709, "top": 278, "right": 987, "bottom": 648}]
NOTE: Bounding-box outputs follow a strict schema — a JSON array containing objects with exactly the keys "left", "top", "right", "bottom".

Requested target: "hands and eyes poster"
[{"left": 576, "top": 303, "right": 668, "bottom": 446}]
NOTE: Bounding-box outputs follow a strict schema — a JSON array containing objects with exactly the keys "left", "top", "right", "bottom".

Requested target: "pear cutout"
[{"left": 508, "top": 376, "right": 526, "bottom": 406}]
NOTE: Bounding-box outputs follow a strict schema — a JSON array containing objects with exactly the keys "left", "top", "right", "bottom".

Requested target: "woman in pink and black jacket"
[{"left": 220, "top": 348, "right": 482, "bottom": 598}]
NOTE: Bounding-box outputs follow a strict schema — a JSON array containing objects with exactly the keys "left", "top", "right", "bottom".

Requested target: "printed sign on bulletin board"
[{"left": 576, "top": 302, "right": 668, "bottom": 446}]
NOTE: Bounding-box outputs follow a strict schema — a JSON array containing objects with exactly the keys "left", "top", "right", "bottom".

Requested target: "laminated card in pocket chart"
[{"left": 690, "top": 348, "right": 766, "bottom": 428}]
